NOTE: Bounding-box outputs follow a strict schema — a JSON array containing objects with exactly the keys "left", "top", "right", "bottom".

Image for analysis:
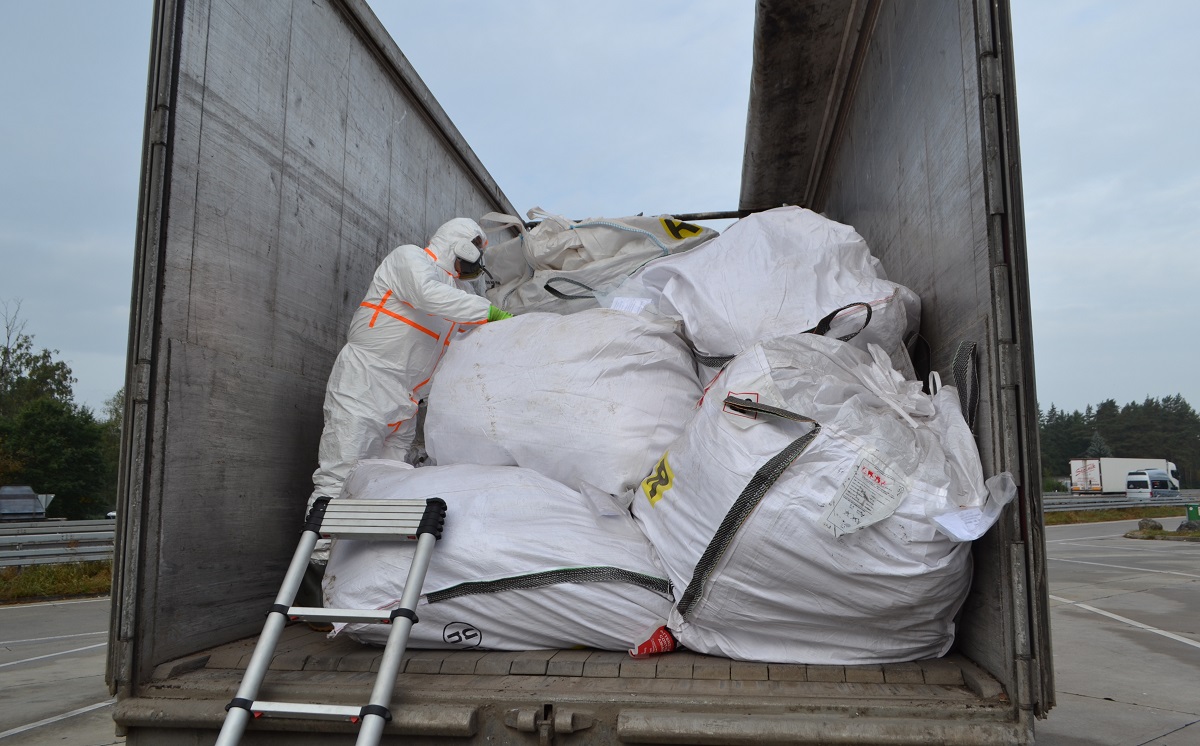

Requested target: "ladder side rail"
[
  {"left": 355, "top": 498, "right": 446, "bottom": 745},
  {"left": 215, "top": 499, "right": 329, "bottom": 746}
]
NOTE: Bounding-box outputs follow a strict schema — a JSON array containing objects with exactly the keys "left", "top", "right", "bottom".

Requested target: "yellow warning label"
[
  {"left": 641, "top": 452, "right": 675, "bottom": 506},
  {"left": 660, "top": 218, "right": 703, "bottom": 240}
]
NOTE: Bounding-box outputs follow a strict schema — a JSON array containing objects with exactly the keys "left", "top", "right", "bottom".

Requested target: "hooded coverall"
[{"left": 310, "top": 218, "right": 493, "bottom": 505}]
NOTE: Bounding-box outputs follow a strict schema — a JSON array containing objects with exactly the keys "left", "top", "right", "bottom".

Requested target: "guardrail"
[
  {"left": 1042, "top": 492, "right": 1199, "bottom": 513},
  {"left": 0, "top": 519, "right": 115, "bottom": 567}
]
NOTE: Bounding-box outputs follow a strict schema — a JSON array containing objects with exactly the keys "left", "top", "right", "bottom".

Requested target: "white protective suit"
[{"left": 310, "top": 218, "right": 494, "bottom": 505}]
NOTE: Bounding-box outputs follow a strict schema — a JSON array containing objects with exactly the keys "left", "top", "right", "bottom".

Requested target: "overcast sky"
[{"left": 1, "top": 1, "right": 1197, "bottom": 419}]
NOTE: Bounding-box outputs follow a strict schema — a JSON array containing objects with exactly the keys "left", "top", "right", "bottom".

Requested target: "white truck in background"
[{"left": 1069, "top": 457, "right": 1181, "bottom": 493}]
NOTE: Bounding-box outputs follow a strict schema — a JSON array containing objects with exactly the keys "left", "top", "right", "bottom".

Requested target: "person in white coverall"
[{"left": 309, "top": 217, "right": 513, "bottom": 507}]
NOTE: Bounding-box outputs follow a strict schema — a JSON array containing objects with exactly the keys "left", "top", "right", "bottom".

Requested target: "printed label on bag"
[
  {"left": 629, "top": 625, "right": 677, "bottom": 658},
  {"left": 723, "top": 391, "right": 760, "bottom": 419},
  {"left": 641, "top": 452, "right": 675, "bottom": 507},
  {"left": 609, "top": 296, "right": 653, "bottom": 314},
  {"left": 820, "top": 452, "right": 910, "bottom": 537},
  {"left": 442, "top": 622, "right": 482, "bottom": 649},
  {"left": 660, "top": 218, "right": 704, "bottom": 240}
]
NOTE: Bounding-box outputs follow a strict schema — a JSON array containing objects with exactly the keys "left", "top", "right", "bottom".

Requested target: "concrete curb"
[{"left": 1122, "top": 531, "right": 1200, "bottom": 542}]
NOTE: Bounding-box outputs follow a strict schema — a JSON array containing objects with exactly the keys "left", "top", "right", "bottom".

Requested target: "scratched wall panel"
[
  {"left": 819, "top": 0, "right": 1013, "bottom": 692},
  {"left": 130, "top": 0, "right": 514, "bottom": 678}
]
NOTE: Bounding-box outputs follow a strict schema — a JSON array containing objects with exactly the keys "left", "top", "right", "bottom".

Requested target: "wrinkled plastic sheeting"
[
  {"left": 631, "top": 206, "right": 921, "bottom": 378},
  {"left": 324, "top": 460, "right": 673, "bottom": 651},
  {"left": 632, "top": 334, "right": 981, "bottom": 665},
  {"left": 425, "top": 308, "right": 703, "bottom": 498},
  {"left": 481, "top": 209, "right": 718, "bottom": 315}
]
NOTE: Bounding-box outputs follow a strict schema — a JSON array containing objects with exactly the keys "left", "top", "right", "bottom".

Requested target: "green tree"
[
  {"left": 1, "top": 300, "right": 75, "bottom": 418},
  {"left": 0, "top": 300, "right": 112, "bottom": 517},
  {"left": 1084, "top": 430, "right": 1113, "bottom": 458},
  {"left": 0, "top": 398, "right": 107, "bottom": 519},
  {"left": 1039, "top": 394, "right": 1200, "bottom": 489},
  {"left": 98, "top": 387, "right": 125, "bottom": 511}
]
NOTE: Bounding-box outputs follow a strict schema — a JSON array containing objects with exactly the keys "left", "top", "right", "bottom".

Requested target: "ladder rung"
[
  {"left": 320, "top": 528, "right": 420, "bottom": 541},
  {"left": 325, "top": 500, "right": 429, "bottom": 514},
  {"left": 248, "top": 701, "right": 365, "bottom": 721},
  {"left": 287, "top": 607, "right": 395, "bottom": 625},
  {"left": 321, "top": 518, "right": 424, "bottom": 530}
]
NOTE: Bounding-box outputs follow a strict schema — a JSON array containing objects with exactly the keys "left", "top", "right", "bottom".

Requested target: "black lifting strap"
[
  {"left": 543, "top": 277, "right": 596, "bottom": 300},
  {"left": 804, "top": 301, "right": 874, "bottom": 341},
  {"left": 952, "top": 341, "right": 980, "bottom": 430},
  {"left": 675, "top": 396, "right": 821, "bottom": 619},
  {"left": 694, "top": 302, "right": 875, "bottom": 372}
]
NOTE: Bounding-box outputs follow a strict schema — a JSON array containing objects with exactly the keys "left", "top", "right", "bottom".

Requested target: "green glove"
[{"left": 487, "top": 305, "right": 514, "bottom": 322}]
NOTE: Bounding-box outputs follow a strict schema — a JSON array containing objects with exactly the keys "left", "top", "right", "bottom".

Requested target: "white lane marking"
[
  {"left": 1050, "top": 595, "right": 1200, "bottom": 651},
  {"left": 1055, "top": 542, "right": 1198, "bottom": 554},
  {"left": 1047, "top": 534, "right": 1125, "bottom": 543},
  {"left": 0, "top": 699, "right": 113, "bottom": 740},
  {"left": 1048, "top": 557, "right": 1200, "bottom": 579},
  {"left": 0, "top": 597, "right": 109, "bottom": 610},
  {"left": 0, "top": 631, "right": 106, "bottom": 646},
  {"left": 0, "top": 642, "right": 107, "bottom": 669}
]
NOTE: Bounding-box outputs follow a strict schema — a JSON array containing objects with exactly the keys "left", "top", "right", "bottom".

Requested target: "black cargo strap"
[
  {"left": 390, "top": 607, "right": 419, "bottom": 624},
  {"left": 675, "top": 396, "right": 821, "bottom": 619},
  {"left": 694, "top": 351, "right": 735, "bottom": 369},
  {"left": 804, "top": 302, "right": 873, "bottom": 341},
  {"left": 952, "top": 341, "right": 979, "bottom": 430},
  {"left": 693, "top": 302, "right": 875, "bottom": 371},
  {"left": 225, "top": 697, "right": 254, "bottom": 713},
  {"left": 359, "top": 704, "right": 393, "bottom": 722},
  {"left": 426, "top": 566, "right": 672, "bottom": 604},
  {"left": 544, "top": 277, "right": 596, "bottom": 300},
  {"left": 417, "top": 498, "right": 447, "bottom": 540}
]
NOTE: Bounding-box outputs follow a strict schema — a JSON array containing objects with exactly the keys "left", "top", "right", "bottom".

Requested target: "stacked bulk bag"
[
  {"left": 482, "top": 209, "right": 718, "bottom": 315},
  {"left": 323, "top": 460, "right": 673, "bottom": 650},
  {"left": 634, "top": 206, "right": 921, "bottom": 377},
  {"left": 424, "top": 308, "right": 703, "bottom": 497},
  {"left": 631, "top": 333, "right": 984, "bottom": 665}
]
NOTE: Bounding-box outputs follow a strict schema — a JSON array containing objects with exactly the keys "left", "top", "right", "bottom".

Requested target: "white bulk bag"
[
  {"left": 425, "top": 309, "right": 703, "bottom": 498},
  {"left": 323, "top": 460, "right": 673, "bottom": 651},
  {"left": 482, "top": 209, "right": 718, "bottom": 315},
  {"left": 635, "top": 206, "right": 921, "bottom": 375},
  {"left": 631, "top": 333, "right": 982, "bottom": 665}
]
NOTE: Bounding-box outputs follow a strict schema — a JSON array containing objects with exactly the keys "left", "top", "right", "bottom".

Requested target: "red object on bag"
[{"left": 629, "top": 626, "right": 677, "bottom": 658}]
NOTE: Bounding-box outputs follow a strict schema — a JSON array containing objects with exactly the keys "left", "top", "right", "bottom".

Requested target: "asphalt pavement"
[
  {"left": 0, "top": 596, "right": 122, "bottom": 744},
  {"left": 1, "top": 516, "right": 1196, "bottom": 745},
  {"left": 1035, "top": 516, "right": 1199, "bottom": 745}
]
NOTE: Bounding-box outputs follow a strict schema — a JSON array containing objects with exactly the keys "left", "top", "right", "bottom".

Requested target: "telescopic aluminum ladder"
[{"left": 215, "top": 495, "right": 447, "bottom": 746}]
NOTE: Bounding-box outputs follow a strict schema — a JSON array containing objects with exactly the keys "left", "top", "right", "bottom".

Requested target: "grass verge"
[
  {"left": 0, "top": 561, "right": 113, "bottom": 604},
  {"left": 1043, "top": 505, "right": 1187, "bottom": 526}
]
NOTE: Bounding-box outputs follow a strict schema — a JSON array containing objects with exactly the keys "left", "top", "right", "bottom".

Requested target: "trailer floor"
[{"left": 115, "top": 624, "right": 1025, "bottom": 744}]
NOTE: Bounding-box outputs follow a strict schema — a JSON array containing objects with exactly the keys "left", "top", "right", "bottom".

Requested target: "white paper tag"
[
  {"left": 821, "top": 453, "right": 910, "bottom": 537},
  {"left": 931, "top": 507, "right": 988, "bottom": 542},
  {"left": 609, "top": 296, "right": 652, "bottom": 313}
]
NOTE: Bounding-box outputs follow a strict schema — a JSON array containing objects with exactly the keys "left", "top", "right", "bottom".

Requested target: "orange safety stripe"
[
  {"left": 412, "top": 377, "right": 432, "bottom": 394},
  {"left": 360, "top": 289, "right": 440, "bottom": 340},
  {"left": 387, "top": 396, "right": 422, "bottom": 433},
  {"left": 424, "top": 246, "right": 438, "bottom": 261}
]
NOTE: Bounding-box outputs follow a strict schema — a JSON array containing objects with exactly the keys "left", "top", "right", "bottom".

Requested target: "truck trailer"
[
  {"left": 1069, "top": 457, "right": 1181, "bottom": 493},
  {"left": 108, "top": 0, "right": 1051, "bottom": 743}
]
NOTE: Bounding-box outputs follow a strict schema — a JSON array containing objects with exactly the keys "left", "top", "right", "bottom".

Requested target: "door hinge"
[{"left": 505, "top": 705, "right": 594, "bottom": 745}]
